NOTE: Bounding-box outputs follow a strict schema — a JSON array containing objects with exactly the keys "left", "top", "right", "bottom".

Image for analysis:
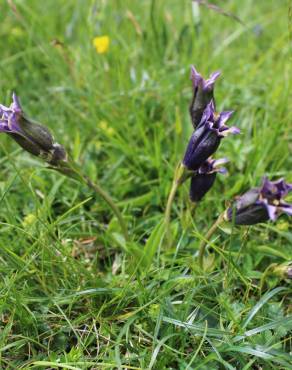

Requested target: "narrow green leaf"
[
  {"left": 254, "top": 245, "right": 290, "bottom": 260},
  {"left": 243, "top": 287, "right": 287, "bottom": 328},
  {"left": 0, "top": 339, "right": 26, "bottom": 353},
  {"left": 28, "top": 362, "right": 81, "bottom": 370},
  {"left": 222, "top": 346, "right": 292, "bottom": 367},
  {"left": 141, "top": 220, "right": 165, "bottom": 271},
  {"left": 234, "top": 316, "right": 292, "bottom": 342},
  {"left": 162, "top": 316, "right": 231, "bottom": 337}
]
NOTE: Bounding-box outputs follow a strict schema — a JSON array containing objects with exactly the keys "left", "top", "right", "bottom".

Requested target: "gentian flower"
[
  {"left": 189, "top": 66, "right": 221, "bottom": 128},
  {"left": 225, "top": 177, "right": 292, "bottom": 225},
  {"left": 190, "top": 157, "right": 228, "bottom": 202},
  {"left": 0, "top": 93, "right": 66, "bottom": 164},
  {"left": 182, "top": 101, "right": 239, "bottom": 171}
]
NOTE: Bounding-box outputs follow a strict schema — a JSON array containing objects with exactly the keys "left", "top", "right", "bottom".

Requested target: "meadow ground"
[{"left": 0, "top": 0, "right": 291, "bottom": 369}]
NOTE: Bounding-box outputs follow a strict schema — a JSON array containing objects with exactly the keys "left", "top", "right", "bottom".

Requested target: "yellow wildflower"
[
  {"left": 22, "top": 214, "right": 37, "bottom": 228},
  {"left": 93, "top": 36, "right": 110, "bottom": 54},
  {"left": 100, "top": 120, "right": 114, "bottom": 136}
]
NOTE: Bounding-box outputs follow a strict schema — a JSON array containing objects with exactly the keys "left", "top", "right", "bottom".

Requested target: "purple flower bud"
[
  {"left": 190, "top": 157, "right": 228, "bottom": 202},
  {"left": 0, "top": 93, "right": 67, "bottom": 164},
  {"left": 182, "top": 101, "right": 239, "bottom": 171},
  {"left": 189, "top": 66, "right": 221, "bottom": 128},
  {"left": 226, "top": 177, "right": 292, "bottom": 225}
]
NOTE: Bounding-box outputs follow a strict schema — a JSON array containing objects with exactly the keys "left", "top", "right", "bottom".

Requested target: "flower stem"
[
  {"left": 164, "top": 162, "right": 192, "bottom": 248},
  {"left": 164, "top": 179, "right": 179, "bottom": 248},
  {"left": 198, "top": 212, "right": 225, "bottom": 269}
]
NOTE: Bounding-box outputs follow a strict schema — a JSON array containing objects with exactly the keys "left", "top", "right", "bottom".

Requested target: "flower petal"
[
  {"left": 261, "top": 177, "right": 292, "bottom": 200},
  {"left": 218, "top": 110, "right": 234, "bottom": 126},
  {"left": 278, "top": 202, "right": 292, "bottom": 216},
  {"left": 0, "top": 119, "right": 10, "bottom": 132},
  {"left": 204, "top": 71, "right": 221, "bottom": 90},
  {"left": 11, "top": 93, "right": 22, "bottom": 113},
  {"left": 198, "top": 157, "right": 228, "bottom": 174},
  {"left": 263, "top": 202, "right": 278, "bottom": 221},
  {"left": 213, "top": 157, "right": 229, "bottom": 167},
  {"left": 236, "top": 188, "right": 260, "bottom": 210},
  {"left": 190, "top": 65, "right": 203, "bottom": 88},
  {"left": 198, "top": 100, "right": 215, "bottom": 127},
  {"left": 217, "top": 167, "right": 228, "bottom": 174},
  {"left": 219, "top": 126, "right": 240, "bottom": 137}
]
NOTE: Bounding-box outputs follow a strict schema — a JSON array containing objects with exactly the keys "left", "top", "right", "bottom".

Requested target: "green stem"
[
  {"left": 187, "top": 201, "right": 197, "bottom": 225},
  {"left": 198, "top": 212, "right": 225, "bottom": 269},
  {"left": 164, "top": 162, "right": 192, "bottom": 248},
  {"left": 164, "top": 179, "right": 179, "bottom": 248}
]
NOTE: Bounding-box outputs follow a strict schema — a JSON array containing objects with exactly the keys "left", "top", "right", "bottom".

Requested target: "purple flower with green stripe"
[
  {"left": 190, "top": 157, "right": 228, "bottom": 202},
  {"left": 225, "top": 177, "right": 292, "bottom": 225},
  {"left": 189, "top": 66, "right": 221, "bottom": 128},
  {"left": 0, "top": 93, "right": 66, "bottom": 164},
  {"left": 183, "top": 101, "right": 239, "bottom": 171}
]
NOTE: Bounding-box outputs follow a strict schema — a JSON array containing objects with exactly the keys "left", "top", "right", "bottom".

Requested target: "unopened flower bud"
[
  {"left": 0, "top": 93, "right": 67, "bottom": 165},
  {"left": 189, "top": 66, "right": 220, "bottom": 128},
  {"left": 225, "top": 177, "right": 292, "bottom": 225}
]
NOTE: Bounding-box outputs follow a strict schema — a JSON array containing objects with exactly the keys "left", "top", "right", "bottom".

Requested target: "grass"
[{"left": 0, "top": 0, "right": 291, "bottom": 368}]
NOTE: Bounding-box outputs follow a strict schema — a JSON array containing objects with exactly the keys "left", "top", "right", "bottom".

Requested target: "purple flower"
[
  {"left": 189, "top": 66, "right": 221, "bottom": 128},
  {"left": 0, "top": 93, "right": 66, "bottom": 164},
  {"left": 190, "top": 157, "right": 228, "bottom": 202},
  {"left": 182, "top": 101, "right": 239, "bottom": 171},
  {"left": 226, "top": 177, "right": 292, "bottom": 225}
]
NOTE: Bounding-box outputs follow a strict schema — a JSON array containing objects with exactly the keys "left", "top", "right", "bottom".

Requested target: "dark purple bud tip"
[
  {"left": 189, "top": 66, "right": 221, "bottom": 129},
  {"left": 50, "top": 143, "right": 67, "bottom": 164},
  {"left": 190, "top": 157, "right": 228, "bottom": 202},
  {"left": 183, "top": 101, "right": 239, "bottom": 171},
  {"left": 0, "top": 93, "right": 67, "bottom": 164},
  {"left": 225, "top": 177, "right": 292, "bottom": 225}
]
